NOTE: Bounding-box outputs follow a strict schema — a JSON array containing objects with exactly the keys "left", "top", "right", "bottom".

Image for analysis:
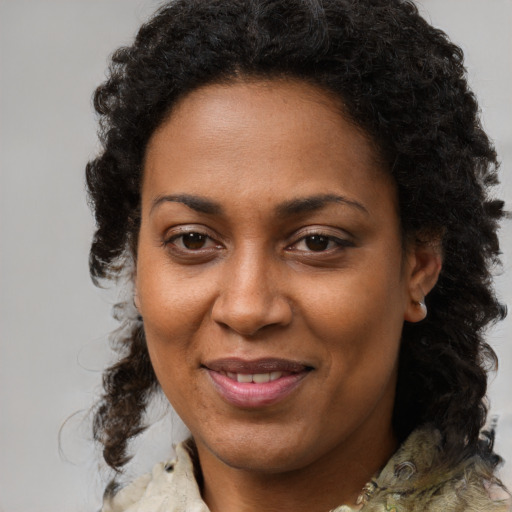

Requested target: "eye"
[
  {"left": 165, "top": 230, "right": 220, "bottom": 252},
  {"left": 177, "top": 232, "right": 209, "bottom": 250},
  {"left": 301, "top": 235, "right": 333, "bottom": 252},
  {"left": 291, "top": 233, "right": 351, "bottom": 253}
]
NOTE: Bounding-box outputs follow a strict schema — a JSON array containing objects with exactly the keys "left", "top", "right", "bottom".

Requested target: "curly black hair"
[{"left": 86, "top": 0, "right": 506, "bottom": 472}]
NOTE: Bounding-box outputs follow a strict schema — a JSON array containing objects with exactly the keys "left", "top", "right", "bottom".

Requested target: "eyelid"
[
  {"left": 162, "top": 225, "right": 223, "bottom": 249},
  {"left": 286, "top": 226, "right": 355, "bottom": 249},
  {"left": 161, "top": 224, "right": 353, "bottom": 256},
  {"left": 164, "top": 224, "right": 215, "bottom": 238}
]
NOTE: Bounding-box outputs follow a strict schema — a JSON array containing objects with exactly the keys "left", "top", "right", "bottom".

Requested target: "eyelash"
[
  {"left": 287, "top": 233, "right": 353, "bottom": 253},
  {"left": 164, "top": 230, "right": 221, "bottom": 252},
  {"left": 162, "top": 228, "right": 354, "bottom": 257}
]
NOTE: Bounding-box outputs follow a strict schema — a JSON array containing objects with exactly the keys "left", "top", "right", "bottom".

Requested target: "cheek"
[
  {"left": 299, "top": 273, "right": 404, "bottom": 426},
  {"left": 298, "top": 262, "right": 406, "bottom": 367},
  {"left": 135, "top": 253, "right": 216, "bottom": 398},
  {"left": 140, "top": 285, "right": 208, "bottom": 425},
  {"left": 136, "top": 247, "right": 215, "bottom": 342}
]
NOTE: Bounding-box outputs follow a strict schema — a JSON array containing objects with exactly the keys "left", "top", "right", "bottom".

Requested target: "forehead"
[
  {"left": 142, "top": 79, "right": 395, "bottom": 218},
  {"left": 148, "top": 79, "right": 381, "bottom": 165}
]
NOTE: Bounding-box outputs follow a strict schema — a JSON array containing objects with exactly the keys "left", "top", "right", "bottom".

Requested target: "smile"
[
  {"left": 203, "top": 358, "right": 312, "bottom": 408},
  {"left": 225, "top": 371, "right": 285, "bottom": 383}
]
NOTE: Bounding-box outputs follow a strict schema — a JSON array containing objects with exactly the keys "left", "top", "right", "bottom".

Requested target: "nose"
[{"left": 211, "top": 249, "right": 293, "bottom": 337}]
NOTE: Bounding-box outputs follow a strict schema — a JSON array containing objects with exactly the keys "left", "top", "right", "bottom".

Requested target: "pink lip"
[{"left": 203, "top": 358, "right": 311, "bottom": 408}]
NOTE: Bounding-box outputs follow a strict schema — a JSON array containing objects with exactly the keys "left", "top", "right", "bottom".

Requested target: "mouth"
[{"left": 203, "top": 358, "right": 313, "bottom": 408}]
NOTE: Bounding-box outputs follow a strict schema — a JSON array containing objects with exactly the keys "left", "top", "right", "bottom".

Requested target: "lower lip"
[{"left": 206, "top": 370, "right": 308, "bottom": 408}]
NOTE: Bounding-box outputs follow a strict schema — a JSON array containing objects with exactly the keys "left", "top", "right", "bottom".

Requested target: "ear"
[
  {"left": 134, "top": 289, "right": 141, "bottom": 312},
  {"left": 403, "top": 238, "right": 442, "bottom": 323},
  {"left": 133, "top": 271, "right": 141, "bottom": 312}
]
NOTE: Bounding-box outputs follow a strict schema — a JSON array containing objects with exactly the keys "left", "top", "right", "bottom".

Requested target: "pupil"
[
  {"left": 305, "top": 235, "right": 329, "bottom": 251},
  {"left": 183, "top": 233, "right": 206, "bottom": 249}
]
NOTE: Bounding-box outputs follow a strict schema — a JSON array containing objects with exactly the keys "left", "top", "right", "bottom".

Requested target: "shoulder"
[
  {"left": 363, "top": 425, "right": 511, "bottom": 512},
  {"left": 102, "top": 442, "right": 209, "bottom": 512}
]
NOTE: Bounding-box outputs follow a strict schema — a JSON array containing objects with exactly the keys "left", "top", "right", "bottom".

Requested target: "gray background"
[{"left": 0, "top": 1, "right": 511, "bottom": 511}]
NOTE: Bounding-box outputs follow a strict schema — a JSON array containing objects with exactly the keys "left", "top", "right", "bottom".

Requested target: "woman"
[{"left": 87, "top": 0, "right": 509, "bottom": 510}]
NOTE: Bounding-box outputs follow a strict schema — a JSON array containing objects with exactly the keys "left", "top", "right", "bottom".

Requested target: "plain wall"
[{"left": 0, "top": 1, "right": 511, "bottom": 510}]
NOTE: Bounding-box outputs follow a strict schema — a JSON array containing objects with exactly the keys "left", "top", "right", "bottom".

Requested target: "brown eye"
[
  {"left": 305, "top": 235, "right": 330, "bottom": 251},
  {"left": 182, "top": 232, "right": 207, "bottom": 249}
]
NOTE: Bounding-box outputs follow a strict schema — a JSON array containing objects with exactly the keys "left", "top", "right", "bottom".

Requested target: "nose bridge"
[{"left": 212, "top": 242, "right": 291, "bottom": 336}]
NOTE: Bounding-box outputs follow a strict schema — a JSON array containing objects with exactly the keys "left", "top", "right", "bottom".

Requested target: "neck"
[{"left": 196, "top": 425, "right": 397, "bottom": 512}]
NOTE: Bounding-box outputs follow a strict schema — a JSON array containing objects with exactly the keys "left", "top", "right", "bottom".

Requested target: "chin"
[
  {"left": 195, "top": 424, "right": 326, "bottom": 474},
  {"left": 213, "top": 445, "right": 306, "bottom": 473}
]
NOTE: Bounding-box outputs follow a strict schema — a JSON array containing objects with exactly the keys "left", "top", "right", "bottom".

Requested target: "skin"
[{"left": 135, "top": 79, "right": 441, "bottom": 512}]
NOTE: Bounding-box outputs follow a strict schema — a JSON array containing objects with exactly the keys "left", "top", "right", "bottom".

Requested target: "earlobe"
[
  {"left": 404, "top": 239, "right": 442, "bottom": 323},
  {"left": 134, "top": 291, "right": 141, "bottom": 312},
  {"left": 133, "top": 275, "right": 141, "bottom": 312}
]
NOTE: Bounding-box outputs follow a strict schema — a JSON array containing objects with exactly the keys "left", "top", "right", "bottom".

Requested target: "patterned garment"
[{"left": 103, "top": 425, "right": 510, "bottom": 512}]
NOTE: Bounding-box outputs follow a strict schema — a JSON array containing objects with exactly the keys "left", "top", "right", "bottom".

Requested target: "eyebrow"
[
  {"left": 275, "top": 194, "right": 368, "bottom": 217},
  {"left": 151, "top": 194, "right": 222, "bottom": 215},
  {"left": 150, "top": 192, "right": 368, "bottom": 217}
]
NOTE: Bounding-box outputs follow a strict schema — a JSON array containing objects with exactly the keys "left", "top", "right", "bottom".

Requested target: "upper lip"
[{"left": 203, "top": 358, "right": 312, "bottom": 373}]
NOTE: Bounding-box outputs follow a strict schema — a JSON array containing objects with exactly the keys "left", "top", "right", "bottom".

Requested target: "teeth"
[
  {"left": 252, "top": 373, "right": 270, "bottom": 383},
  {"left": 231, "top": 372, "right": 284, "bottom": 383}
]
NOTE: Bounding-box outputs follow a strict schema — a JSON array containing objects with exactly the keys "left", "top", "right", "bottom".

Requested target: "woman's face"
[{"left": 136, "top": 79, "right": 431, "bottom": 475}]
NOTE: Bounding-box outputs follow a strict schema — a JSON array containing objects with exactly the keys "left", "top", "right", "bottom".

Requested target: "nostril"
[
  {"left": 214, "top": 316, "right": 274, "bottom": 338},
  {"left": 211, "top": 294, "right": 293, "bottom": 337}
]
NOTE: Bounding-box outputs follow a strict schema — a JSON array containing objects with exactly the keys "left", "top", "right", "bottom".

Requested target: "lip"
[{"left": 203, "top": 358, "right": 312, "bottom": 408}]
